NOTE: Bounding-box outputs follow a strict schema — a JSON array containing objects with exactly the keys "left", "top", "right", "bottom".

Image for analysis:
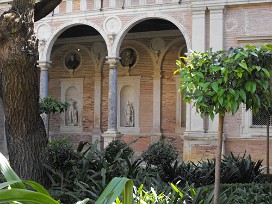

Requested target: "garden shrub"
[
  {"left": 220, "top": 152, "right": 263, "bottom": 184},
  {"left": 104, "top": 139, "right": 134, "bottom": 164},
  {"left": 43, "top": 138, "right": 79, "bottom": 172},
  {"left": 43, "top": 138, "right": 265, "bottom": 203},
  {"left": 141, "top": 140, "right": 178, "bottom": 167}
]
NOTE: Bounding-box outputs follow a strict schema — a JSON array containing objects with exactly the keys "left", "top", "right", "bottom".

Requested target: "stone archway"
[
  {"left": 111, "top": 16, "right": 188, "bottom": 155},
  {"left": 38, "top": 23, "right": 108, "bottom": 147}
]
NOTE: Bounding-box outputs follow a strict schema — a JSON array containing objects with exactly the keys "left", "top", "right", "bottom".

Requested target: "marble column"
[
  {"left": 102, "top": 57, "right": 122, "bottom": 147},
  {"left": 38, "top": 61, "right": 51, "bottom": 99},
  {"left": 38, "top": 61, "right": 51, "bottom": 132}
]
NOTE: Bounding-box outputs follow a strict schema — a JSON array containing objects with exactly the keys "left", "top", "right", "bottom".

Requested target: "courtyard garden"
[{"left": 1, "top": 138, "right": 272, "bottom": 203}]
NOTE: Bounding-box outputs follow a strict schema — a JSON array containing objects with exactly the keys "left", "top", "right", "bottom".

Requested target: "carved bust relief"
[
  {"left": 64, "top": 51, "right": 81, "bottom": 70},
  {"left": 120, "top": 48, "right": 137, "bottom": 69}
]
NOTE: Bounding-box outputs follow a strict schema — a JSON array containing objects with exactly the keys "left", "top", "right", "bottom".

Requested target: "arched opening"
[
  {"left": 116, "top": 18, "right": 187, "bottom": 154},
  {"left": 47, "top": 24, "right": 107, "bottom": 141}
]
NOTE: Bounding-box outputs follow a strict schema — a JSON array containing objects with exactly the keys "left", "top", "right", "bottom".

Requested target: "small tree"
[
  {"left": 39, "top": 96, "right": 69, "bottom": 141},
  {"left": 176, "top": 45, "right": 272, "bottom": 204}
]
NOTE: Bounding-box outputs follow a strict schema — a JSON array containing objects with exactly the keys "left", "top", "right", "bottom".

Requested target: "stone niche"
[
  {"left": 60, "top": 78, "right": 83, "bottom": 132},
  {"left": 118, "top": 76, "right": 141, "bottom": 133}
]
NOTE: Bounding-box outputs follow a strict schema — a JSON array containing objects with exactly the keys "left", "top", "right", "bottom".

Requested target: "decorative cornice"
[{"left": 237, "top": 35, "right": 272, "bottom": 42}]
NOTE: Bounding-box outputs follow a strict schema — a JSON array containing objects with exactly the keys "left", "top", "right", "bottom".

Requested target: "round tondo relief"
[
  {"left": 64, "top": 51, "right": 81, "bottom": 70},
  {"left": 120, "top": 48, "right": 137, "bottom": 68}
]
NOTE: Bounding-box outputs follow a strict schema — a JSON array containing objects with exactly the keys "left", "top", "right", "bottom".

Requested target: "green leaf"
[
  {"left": 24, "top": 180, "right": 51, "bottom": 197},
  {"left": 239, "top": 89, "right": 246, "bottom": 102},
  {"left": 211, "top": 82, "right": 218, "bottom": 93},
  {"left": 231, "top": 102, "right": 239, "bottom": 114},
  {"left": 0, "top": 180, "right": 22, "bottom": 190},
  {"left": 262, "top": 68, "right": 270, "bottom": 77},
  {"left": 246, "top": 82, "right": 256, "bottom": 94},
  {"left": 218, "top": 88, "right": 225, "bottom": 97},
  {"left": 234, "top": 53, "right": 241, "bottom": 61},
  {"left": 250, "top": 51, "right": 258, "bottom": 57},
  {"left": 239, "top": 61, "right": 248, "bottom": 70},
  {"left": 203, "top": 82, "right": 211, "bottom": 91},
  {"left": 0, "top": 153, "right": 25, "bottom": 189},
  {"left": 0, "top": 189, "right": 60, "bottom": 204},
  {"left": 218, "top": 97, "right": 223, "bottom": 106},
  {"left": 229, "top": 88, "right": 235, "bottom": 96},
  {"left": 95, "top": 177, "right": 133, "bottom": 204},
  {"left": 196, "top": 72, "right": 204, "bottom": 78},
  {"left": 237, "top": 72, "right": 242, "bottom": 78}
]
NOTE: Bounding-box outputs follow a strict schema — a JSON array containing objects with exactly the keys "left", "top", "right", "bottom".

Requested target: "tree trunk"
[
  {"left": 0, "top": 0, "right": 47, "bottom": 185},
  {"left": 214, "top": 114, "right": 224, "bottom": 204},
  {"left": 267, "top": 116, "right": 270, "bottom": 182}
]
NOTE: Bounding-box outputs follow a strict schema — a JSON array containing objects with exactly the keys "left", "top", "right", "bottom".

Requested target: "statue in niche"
[
  {"left": 65, "top": 53, "right": 80, "bottom": 70},
  {"left": 124, "top": 101, "right": 134, "bottom": 127},
  {"left": 120, "top": 48, "right": 136, "bottom": 69},
  {"left": 67, "top": 98, "right": 78, "bottom": 126}
]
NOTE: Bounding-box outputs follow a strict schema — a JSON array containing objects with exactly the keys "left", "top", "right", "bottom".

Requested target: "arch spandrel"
[{"left": 111, "top": 13, "right": 191, "bottom": 57}]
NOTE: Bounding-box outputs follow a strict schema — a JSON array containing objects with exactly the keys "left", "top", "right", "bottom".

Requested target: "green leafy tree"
[
  {"left": 39, "top": 96, "right": 69, "bottom": 141},
  {"left": 176, "top": 44, "right": 272, "bottom": 204}
]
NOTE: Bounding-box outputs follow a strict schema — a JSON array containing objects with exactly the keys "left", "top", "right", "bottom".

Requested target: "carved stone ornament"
[
  {"left": 37, "top": 23, "right": 51, "bottom": 40},
  {"left": 104, "top": 16, "right": 122, "bottom": 34},
  {"left": 91, "top": 42, "right": 106, "bottom": 56},
  {"left": 64, "top": 51, "right": 81, "bottom": 70},
  {"left": 120, "top": 48, "right": 137, "bottom": 68},
  {"left": 150, "top": 37, "right": 165, "bottom": 52}
]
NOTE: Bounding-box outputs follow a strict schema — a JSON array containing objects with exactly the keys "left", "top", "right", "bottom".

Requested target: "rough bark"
[
  {"left": 34, "top": 0, "right": 62, "bottom": 22},
  {"left": 214, "top": 115, "right": 224, "bottom": 204},
  {"left": 0, "top": 0, "right": 51, "bottom": 185}
]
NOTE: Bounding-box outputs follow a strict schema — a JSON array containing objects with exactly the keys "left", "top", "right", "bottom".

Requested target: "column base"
[{"left": 102, "top": 130, "right": 123, "bottom": 148}]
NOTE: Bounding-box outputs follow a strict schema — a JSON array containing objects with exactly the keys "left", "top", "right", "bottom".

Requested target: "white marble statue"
[
  {"left": 125, "top": 101, "right": 134, "bottom": 127},
  {"left": 68, "top": 98, "right": 78, "bottom": 126}
]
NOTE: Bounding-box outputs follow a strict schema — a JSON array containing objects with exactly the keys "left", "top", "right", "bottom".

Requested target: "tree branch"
[{"left": 34, "top": 0, "right": 62, "bottom": 22}]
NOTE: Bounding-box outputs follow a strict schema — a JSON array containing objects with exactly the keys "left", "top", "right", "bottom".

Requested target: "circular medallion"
[
  {"left": 104, "top": 16, "right": 121, "bottom": 34},
  {"left": 120, "top": 48, "right": 137, "bottom": 68},
  {"left": 64, "top": 51, "right": 82, "bottom": 70},
  {"left": 150, "top": 38, "right": 165, "bottom": 52},
  {"left": 91, "top": 42, "right": 106, "bottom": 56},
  {"left": 37, "top": 24, "right": 51, "bottom": 40}
]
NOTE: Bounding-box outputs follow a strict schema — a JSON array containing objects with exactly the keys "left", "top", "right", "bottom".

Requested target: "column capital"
[
  {"left": 38, "top": 61, "right": 52, "bottom": 71},
  {"left": 106, "top": 57, "right": 120, "bottom": 69},
  {"left": 191, "top": 7, "right": 207, "bottom": 14},
  {"left": 208, "top": 5, "right": 225, "bottom": 13}
]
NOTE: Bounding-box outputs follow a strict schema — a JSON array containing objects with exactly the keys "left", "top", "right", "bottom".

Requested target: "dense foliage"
[
  {"left": 177, "top": 45, "right": 272, "bottom": 119},
  {"left": 43, "top": 139, "right": 265, "bottom": 203},
  {"left": 39, "top": 96, "right": 69, "bottom": 115},
  {"left": 141, "top": 140, "right": 178, "bottom": 167}
]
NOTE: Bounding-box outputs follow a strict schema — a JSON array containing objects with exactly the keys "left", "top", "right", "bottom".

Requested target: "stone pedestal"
[{"left": 102, "top": 131, "right": 123, "bottom": 148}]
